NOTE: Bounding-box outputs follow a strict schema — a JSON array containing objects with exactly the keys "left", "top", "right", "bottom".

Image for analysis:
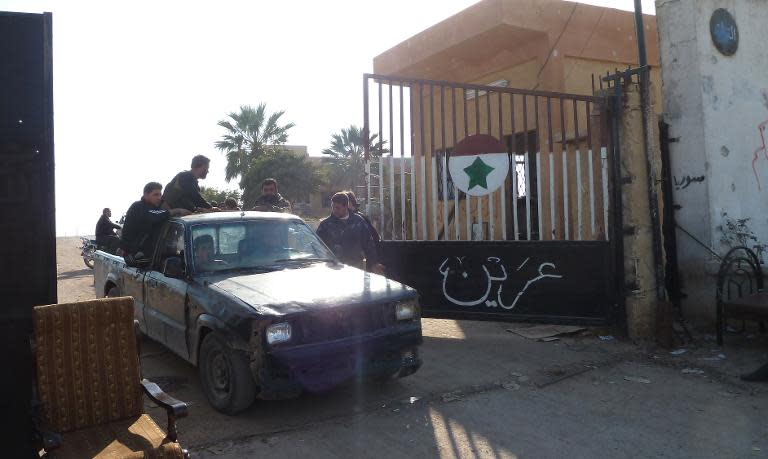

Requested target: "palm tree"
[
  {"left": 215, "top": 104, "right": 295, "bottom": 184},
  {"left": 321, "top": 125, "right": 388, "bottom": 190}
]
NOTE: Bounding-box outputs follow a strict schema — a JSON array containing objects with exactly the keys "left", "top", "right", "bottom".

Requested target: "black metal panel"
[
  {"left": 0, "top": 11, "right": 55, "bottom": 457},
  {"left": 381, "top": 240, "right": 615, "bottom": 324}
]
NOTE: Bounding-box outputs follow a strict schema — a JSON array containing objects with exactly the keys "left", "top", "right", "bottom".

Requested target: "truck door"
[{"left": 144, "top": 222, "right": 190, "bottom": 360}]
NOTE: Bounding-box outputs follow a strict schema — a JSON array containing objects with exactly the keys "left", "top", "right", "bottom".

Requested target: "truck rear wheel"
[
  {"left": 199, "top": 332, "right": 256, "bottom": 415},
  {"left": 106, "top": 286, "right": 121, "bottom": 297}
]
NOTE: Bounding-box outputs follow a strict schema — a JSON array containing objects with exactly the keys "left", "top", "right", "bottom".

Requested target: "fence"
[{"left": 362, "top": 74, "right": 612, "bottom": 243}]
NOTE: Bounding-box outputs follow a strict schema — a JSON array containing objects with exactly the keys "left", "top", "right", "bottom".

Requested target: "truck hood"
[{"left": 203, "top": 263, "right": 416, "bottom": 316}]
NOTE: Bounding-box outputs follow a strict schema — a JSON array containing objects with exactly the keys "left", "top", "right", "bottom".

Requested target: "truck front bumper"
[{"left": 257, "top": 322, "right": 422, "bottom": 399}]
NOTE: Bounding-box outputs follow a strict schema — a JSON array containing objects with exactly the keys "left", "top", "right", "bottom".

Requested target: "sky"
[{"left": 1, "top": 0, "right": 655, "bottom": 236}]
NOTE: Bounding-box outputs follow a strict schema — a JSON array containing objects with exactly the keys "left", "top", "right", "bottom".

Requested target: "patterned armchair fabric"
[
  {"left": 34, "top": 297, "right": 143, "bottom": 432},
  {"left": 33, "top": 297, "right": 187, "bottom": 458}
]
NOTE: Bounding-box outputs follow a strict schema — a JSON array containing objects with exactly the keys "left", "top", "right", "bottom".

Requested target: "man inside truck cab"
[
  {"left": 193, "top": 234, "right": 220, "bottom": 271},
  {"left": 121, "top": 182, "right": 190, "bottom": 267}
]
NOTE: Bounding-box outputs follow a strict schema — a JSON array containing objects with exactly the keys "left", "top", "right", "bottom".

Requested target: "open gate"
[{"left": 362, "top": 74, "right": 623, "bottom": 325}]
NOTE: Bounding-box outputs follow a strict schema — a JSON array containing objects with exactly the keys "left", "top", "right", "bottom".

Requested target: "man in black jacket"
[
  {"left": 162, "top": 155, "right": 213, "bottom": 212},
  {"left": 121, "top": 182, "right": 190, "bottom": 266},
  {"left": 316, "top": 192, "right": 383, "bottom": 273},
  {"left": 253, "top": 178, "right": 291, "bottom": 212},
  {"left": 95, "top": 207, "right": 121, "bottom": 253}
]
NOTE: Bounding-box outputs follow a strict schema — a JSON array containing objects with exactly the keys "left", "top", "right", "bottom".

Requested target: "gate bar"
[
  {"left": 399, "top": 83, "right": 406, "bottom": 241},
  {"left": 364, "top": 73, "right": 603, "bottom": 102},
  {"left": 378, "top": 81, "right": 384, "bottom": 233},
  {"left": 511, "top": 93, "right": 520, "bottom": 241},
  {"left": 574, "top": 99, "right": 583, "bottom": 240}
]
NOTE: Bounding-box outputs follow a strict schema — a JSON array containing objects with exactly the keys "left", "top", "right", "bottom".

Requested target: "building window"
[{"left": 505, "top": 131, "right": 538, "bottom": 199}]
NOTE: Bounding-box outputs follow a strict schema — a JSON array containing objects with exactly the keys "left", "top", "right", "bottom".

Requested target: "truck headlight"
[
  {"left": 395, "top": 299, "right": 418, "bottom": 321},
  {"left": 266, "top": 322, "right": 292, "bottom": 344}
]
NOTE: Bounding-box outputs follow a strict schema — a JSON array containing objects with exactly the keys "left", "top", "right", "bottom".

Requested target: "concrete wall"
[{"left": 657, "top": 0, "right": 768, "bottom": 323}]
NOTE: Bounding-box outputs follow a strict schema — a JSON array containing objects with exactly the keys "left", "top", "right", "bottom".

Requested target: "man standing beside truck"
[
  {"left": 316, "top": 192, "right": 383, "bottom": 273},
  {"left": 121, "top": 182, "right": 190, "bottom": 266},
  {"left": 162, "top": 155, "right": 214, "bottom": 213}
]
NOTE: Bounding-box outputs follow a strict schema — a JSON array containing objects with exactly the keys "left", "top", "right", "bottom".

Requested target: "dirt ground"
[
  {"left": 57, "top": 237, "right": 100, "bottom": 303},
  {"left": 56, "top": 237, "right": 768, "bottom": 458}
]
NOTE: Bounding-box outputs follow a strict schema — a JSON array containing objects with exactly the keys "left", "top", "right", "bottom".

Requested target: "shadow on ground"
[{"left": 57, "top": 268, "right": 93, "bottom": 280}]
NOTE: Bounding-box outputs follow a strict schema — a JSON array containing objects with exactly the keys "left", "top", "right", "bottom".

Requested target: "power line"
[
  {"left": 531, "top": 3, "right": 578, "bottom": 91},
  {"left": 563, "top": 8, "right": 606, "bottom": 85}
]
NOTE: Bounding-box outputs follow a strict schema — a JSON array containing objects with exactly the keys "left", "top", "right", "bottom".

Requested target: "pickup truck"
[{"left": 94, "top": 211, "right": 422, "bottom": 414}]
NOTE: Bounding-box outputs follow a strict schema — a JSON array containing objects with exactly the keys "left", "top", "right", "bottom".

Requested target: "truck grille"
[{"left": 297, "top": 304, "right": 392, "bottom": 344}]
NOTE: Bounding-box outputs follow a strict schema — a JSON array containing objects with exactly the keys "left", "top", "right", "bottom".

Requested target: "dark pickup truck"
[{"left": 93, "top": 212, "right": 422, "bottom": 414}]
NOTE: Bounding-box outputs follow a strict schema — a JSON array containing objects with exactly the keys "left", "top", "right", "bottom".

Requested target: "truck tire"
[
  {"left": 199, "top": 332, "right": 256, "bottom": 415},
  {"left": 106, "top": 286, "right": 121, "bottom": 298},
  {"left": 83, "top": 253, "right": 95, "bottom": 269}
]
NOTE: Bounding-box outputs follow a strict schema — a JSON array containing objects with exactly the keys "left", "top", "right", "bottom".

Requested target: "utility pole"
[{"left": 633, "top": 0, "right": 666, "bottom": 302}]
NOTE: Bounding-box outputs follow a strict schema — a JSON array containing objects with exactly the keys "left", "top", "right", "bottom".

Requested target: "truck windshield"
[{"left": 190, "top": 219, "right": 335, "bottom": 274}]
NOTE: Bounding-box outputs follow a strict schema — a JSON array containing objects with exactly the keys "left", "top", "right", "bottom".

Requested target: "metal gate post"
[{"left": 608, "top": 86, "right": 627, "bottom": 329}]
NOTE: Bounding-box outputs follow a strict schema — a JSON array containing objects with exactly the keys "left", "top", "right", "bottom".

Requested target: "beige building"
[{"left": 371, "top": 0, "right": 660, "bottom": 241}]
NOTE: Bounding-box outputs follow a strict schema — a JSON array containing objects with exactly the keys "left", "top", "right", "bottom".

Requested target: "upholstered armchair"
[{"left": 32, "top": 297, "right": 189, "bottom": 458}]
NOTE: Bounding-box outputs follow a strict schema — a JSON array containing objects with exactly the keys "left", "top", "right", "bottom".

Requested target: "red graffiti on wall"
[{"left": 753, "top": 120, "right": 768, "bottom": 190}]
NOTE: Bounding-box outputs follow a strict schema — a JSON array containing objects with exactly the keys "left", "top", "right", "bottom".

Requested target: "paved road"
[{"left": 56, "top": 237, "right": 768, "bottom": 458}]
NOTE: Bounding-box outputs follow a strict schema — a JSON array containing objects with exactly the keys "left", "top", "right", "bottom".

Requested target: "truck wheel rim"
[{"left": 210, "top": 351, "right": 231, "bottom": 396}]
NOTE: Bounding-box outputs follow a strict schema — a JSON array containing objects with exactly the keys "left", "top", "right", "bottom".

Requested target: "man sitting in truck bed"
[
  {"left": 121, "top": 181, "right": 190, "bottom": 266},
  {"left": 162, "top": 154, "right": 214, "bottom": 213}
]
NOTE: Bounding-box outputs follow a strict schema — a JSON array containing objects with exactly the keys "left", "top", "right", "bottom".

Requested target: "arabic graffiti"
[
  {"left": 438, "top": 256, "right": 563, "bottom": 310},
  {"left": 673, "top": 175, "right": 705, "bottom": 190},
  {"left": 753, "top": 120, "right": 768, "bottom": 190}
]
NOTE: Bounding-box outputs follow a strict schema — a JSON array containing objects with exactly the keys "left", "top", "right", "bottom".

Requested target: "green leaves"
[
  {"left": 200, "top": 186, "right": 242, "bottom": 205},
  {"left": 240, "top": 149, "right": 321, "bottom": 207},
  {"left": 215, "top": 103, "right": 295, "bottom": 183},
  {"left": 320, "top": 125, "right": 389, "bottom": 190}
]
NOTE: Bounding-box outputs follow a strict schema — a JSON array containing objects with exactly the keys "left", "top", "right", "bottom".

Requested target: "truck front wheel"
[{"left": 199, "top": 332, "right": 257, "bottom": 415}]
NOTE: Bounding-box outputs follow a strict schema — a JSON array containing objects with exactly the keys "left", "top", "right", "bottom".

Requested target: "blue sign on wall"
[{"left": 710, "top": 8, "right": 739, "bottom": 56}]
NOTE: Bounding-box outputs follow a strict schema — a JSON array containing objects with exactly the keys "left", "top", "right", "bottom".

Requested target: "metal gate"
[{"left": 362, "top": 74, "right": 622, "bottom": 325}]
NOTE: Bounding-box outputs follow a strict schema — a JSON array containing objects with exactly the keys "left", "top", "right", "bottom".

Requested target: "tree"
[
  {"left": 199, "top": 186, "right": 242, "bottom": 206},
  {"left": 240, "top": 150, "right": 322, "bottom": 208},
  {"left": 321, "top": 125, "right": 388, "bottom": 190},
  {"left": 215, "top": 104, "right": 295, "bottom": 185}
]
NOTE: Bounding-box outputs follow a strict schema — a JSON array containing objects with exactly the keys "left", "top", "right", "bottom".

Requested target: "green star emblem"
[{"left": 463, "top": 156, "right": 495, "bottom": 190}]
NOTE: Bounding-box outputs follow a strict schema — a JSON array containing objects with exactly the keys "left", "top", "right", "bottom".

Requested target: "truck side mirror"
[{"left": 163, "top": 256, "right": 184, "bottom": 278}]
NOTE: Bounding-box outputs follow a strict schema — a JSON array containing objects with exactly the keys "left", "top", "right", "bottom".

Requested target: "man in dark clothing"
[
  {"left": 161, "top": 155, "right": 213, "bottom": 212},
  {"left": 253, "top": 178, "right": 291, "bottom": 212},
  {"left": 121, "top": 182, "right": 190, "bottom": 266},
  {"left": 95, "top": 207, "right": 121, "bottom": 253},
  {"left": 316, "top": 192, "right": 383, "bottom": 273},
  {"left": 344, "top": 190, "right": 381, "bottom": 243}
]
